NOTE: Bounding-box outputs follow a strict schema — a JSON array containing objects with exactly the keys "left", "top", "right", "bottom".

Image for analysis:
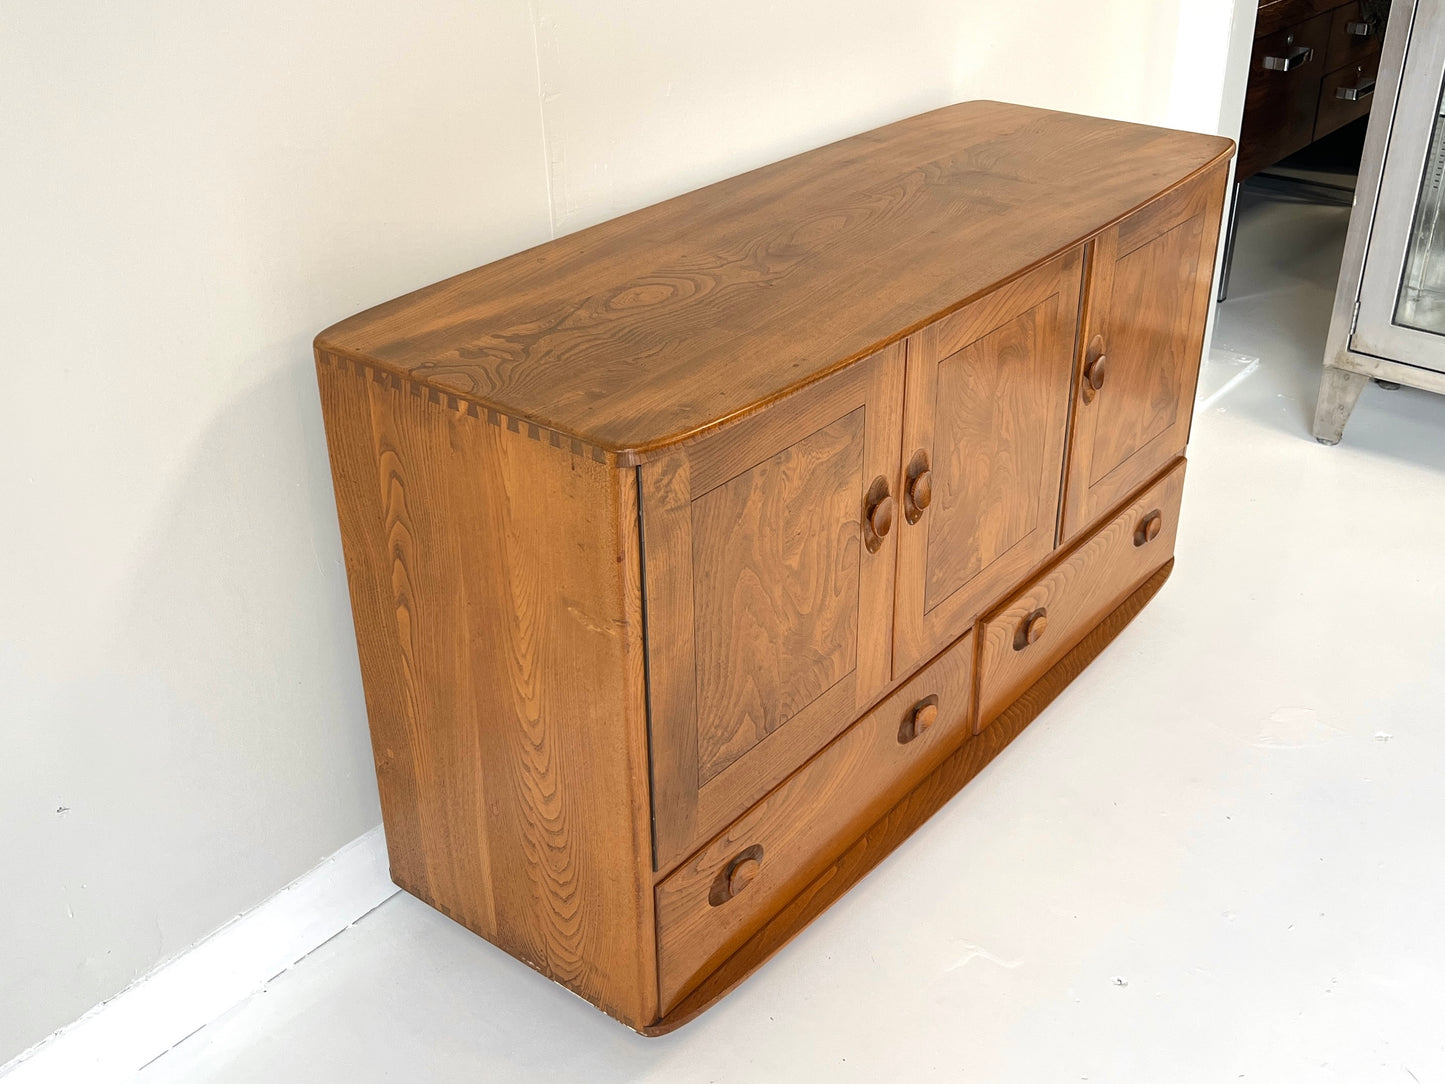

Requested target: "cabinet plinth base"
[{"left": 639, "top": 558, "right": 1174, "bottom": 1036}]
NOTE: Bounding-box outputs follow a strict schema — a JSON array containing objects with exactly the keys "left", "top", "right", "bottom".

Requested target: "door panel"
[
  {"left": 892, "top": 251, "right": 1083, "bottom": 675},
  {"left": 1088, "top": 227, "right": 1196, "bottom": 480},
  {"left": 643, "top": 343, "right": 905, "bottom": 871},
  {"left": 1061, "top": 168, "right": 1226, "bottom": 543},
  {"left": 691, "top": 410, "right": 864, "bottom": 783}
]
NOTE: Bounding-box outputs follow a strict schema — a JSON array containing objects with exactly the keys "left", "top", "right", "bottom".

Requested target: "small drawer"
[
  {"left": 1325, "top": 2, "right": 1381, "bottom": 73},
  {"left": 654, "top": 629, "right": 975, "bottom": 1011},
  {"left": 977, "top": 459, "right": 1186, "bottom": 730},
  {"left": 1316, "top": 52, "right": 1380, "bottom": 141}
]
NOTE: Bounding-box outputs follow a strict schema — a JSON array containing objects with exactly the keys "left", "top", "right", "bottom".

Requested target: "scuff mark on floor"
[{"left": 943, "top": 940, "right": 1022, "bottom": 972}]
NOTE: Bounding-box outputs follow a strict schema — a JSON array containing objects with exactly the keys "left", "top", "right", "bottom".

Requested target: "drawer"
[
  {"left": 1238, "top": 12, "right": 1332, "bottom": 179},
  {"left": 654, "top": 628, "right": 975, "bottom": 1011},
  {"left": 1316, "top": 51, "right": 1380, "bottom": 140},
  {"left": 1325, "top": 2, "right": 1381, "bottom": 72},
  {"left": 977, "top": 460, "right": 1186, "bottom": 730}
]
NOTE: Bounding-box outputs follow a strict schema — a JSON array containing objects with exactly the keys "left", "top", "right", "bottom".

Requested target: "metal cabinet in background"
[{"left": 1316, "top": 0, "right": 1445, "bottom": 442}]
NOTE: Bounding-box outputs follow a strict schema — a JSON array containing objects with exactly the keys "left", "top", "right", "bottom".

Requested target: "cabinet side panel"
[{"left": 315, "top": 352, "right": 657, "bottom": 1028}]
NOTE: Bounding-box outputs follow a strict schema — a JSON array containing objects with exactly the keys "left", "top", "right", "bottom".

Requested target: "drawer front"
[
  {"left": 1325, "top": 2, "right": 1381, "bottom": 72},
  {"left": 655, "top": 629, "right": 975, "bottom": 1011},
  {"left": 1316, "top": 50, "right": 1380, "bottom": 140},
  {"left": 1238, "top": 12, "right": 1332, "bottom": 179},
  {"left": 978, "top": 460, "right": 1186, "bottom": 730}
]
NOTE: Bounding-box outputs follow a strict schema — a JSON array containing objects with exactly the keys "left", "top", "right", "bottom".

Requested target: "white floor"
[{"left": 140, "top": 190, "right": 1445, "bottom": 1083}]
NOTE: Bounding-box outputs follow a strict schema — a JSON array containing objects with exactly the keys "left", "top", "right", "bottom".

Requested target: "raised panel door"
[
  {"left": 641, "top": 343, "right": 905, "bottom": 870},
  {"left": 892, "top": 251, "right": 1083, "bottom": 675},
  {"left": 1060, "top": 169, "right": 1226, "bottom": 542}
]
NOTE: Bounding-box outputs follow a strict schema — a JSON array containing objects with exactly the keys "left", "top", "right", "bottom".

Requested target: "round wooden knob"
[
  {"left": 1020, "top": 610, "right": 1048, "bottom": 648},
  {"left": 726, "top": 856, "right": 760, "bottom": 897},
  {"left": 909, "top": 469, "right": 933, "bottom": 513},
  {"left": 1085, "top": 355, "right": 1108, "bottom": 392},
  {"left": 868, "top": 493, "right": 896, "bottom": 539},
  {"left": 898, "top": 695, "right": 940, "bottom": 744},
  {"left": 1134, "top": 510, "right": 1163, "bottom": 547},
  {"left": 912, "top": 701, "right": 938, "bottom": 735}
]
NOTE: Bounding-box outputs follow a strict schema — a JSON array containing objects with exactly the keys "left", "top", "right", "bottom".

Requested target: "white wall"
[{"left": 0, "top": 0, "right": 1241, "bottom": 1063}]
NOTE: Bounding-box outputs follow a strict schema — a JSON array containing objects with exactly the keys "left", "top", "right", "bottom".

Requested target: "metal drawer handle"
[
  {"left": 1336, "top": 77, "right": 1376, "bottom": 102},
  {"left": 1346, "top": 20, "right": 1372, "bottom": 37},
  {"left": 1263, "top": 45, "right": 1314, "bottom": 72}
]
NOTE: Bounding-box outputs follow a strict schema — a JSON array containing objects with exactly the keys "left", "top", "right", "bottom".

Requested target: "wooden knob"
[
  {"left": 912, "top": 701, "right": 938, "bottom": 735},
  {"left": 1014, "top": 608, "right": 1048, "bottom": 651},
  {"left": 709, "top": 845, "right": 764, "bottom": 906},
  {"left": 898, "top": 695, "right": 940, "bottom": 744},
  {"left": 726, "top": 856, "right": 760, "bottom": 897},
  {"left": 904, "top": 451, "right": 932, "bottom": 525},
  {"left": 909, "top": 469, "right": 933, "bottom": 513},
  {"left": 868, "top": 493, "right": 896, "bottom": 539},
  {"left": 1134, "top": 510, "right": 1163, "bottom": 547},
  {"left": 1085, "top": 355, "right": 1108, "bottom": 392}
]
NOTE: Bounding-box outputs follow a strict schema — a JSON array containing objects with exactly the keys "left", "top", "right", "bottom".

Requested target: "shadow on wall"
[{"left": 3, "top": 350, "right": 379, "bottom": 1061}]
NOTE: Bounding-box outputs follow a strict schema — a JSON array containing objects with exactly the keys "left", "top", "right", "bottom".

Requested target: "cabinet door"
[
  {"left": 1060, "top": 170, "right": 1226, "bottom": 542},
  {"left": 892, "top": 252, "right": 1083, "bottom": 676},
  {"left": 641, "top": 343, "right": 904, "bottom": 870}
]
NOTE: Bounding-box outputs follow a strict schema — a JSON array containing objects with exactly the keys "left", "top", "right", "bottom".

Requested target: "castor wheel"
[{"left": 1375, "top": 379, "right": 1401, "bottom": 390}]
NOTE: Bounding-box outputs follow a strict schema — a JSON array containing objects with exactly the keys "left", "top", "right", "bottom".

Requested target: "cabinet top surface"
[{"left": 316, "top": 101, "right": 1232, "bottom": 458}]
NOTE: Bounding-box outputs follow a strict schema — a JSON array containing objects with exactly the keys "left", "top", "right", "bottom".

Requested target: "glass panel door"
[
  {"left": 1352, "top": 0, "right": 1445, "bottom": 374},
  {"left": 1394, "top": 77, "right": 1445, "bottom": 335}
]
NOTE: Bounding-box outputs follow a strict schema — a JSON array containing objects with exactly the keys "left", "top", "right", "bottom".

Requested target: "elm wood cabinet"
[{"left": 314, "top": 101, "right": 1233, "bottom": 1033}]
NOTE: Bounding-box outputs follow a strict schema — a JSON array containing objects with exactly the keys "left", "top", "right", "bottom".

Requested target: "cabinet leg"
[
  {"left": 1217, "top": 180, "right": 1242, "bottom": 303},
  {"left": 1311, "top": 365, "right": 1369, "bottom": 445}
]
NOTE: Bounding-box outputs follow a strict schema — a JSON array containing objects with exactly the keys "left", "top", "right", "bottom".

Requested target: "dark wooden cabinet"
[
  {"left": 314, "top": 102, "right": 1233, "bottom": 1034},
  {"left": 1239, "top": 0, "right": 1383, "bottom": 180}
]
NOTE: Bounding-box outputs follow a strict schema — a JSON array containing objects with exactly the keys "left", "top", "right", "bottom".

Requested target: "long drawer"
[
  {"left": 977, "top": 459, "right": 1187, "bottom": 730},
  {"left": 654, "top": 628, "right": 975, "bottom": 1012}
]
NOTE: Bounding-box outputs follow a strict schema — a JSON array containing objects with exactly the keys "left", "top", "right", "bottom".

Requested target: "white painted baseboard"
[{"left": 1, "top": 826, "right": 398, "bottom": 1082}]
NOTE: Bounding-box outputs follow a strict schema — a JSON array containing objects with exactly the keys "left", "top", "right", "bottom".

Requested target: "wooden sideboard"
[{"left": 314, "top": 101, "right": 1233, "bottom": 1033}]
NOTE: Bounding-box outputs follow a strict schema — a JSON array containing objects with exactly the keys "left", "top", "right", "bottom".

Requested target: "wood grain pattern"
[
  {"left": 1060, "top": 167, "right": 1225, "bottom": 542},
  {"left": 315, "top": 350, "right": 657, "bottom": 1028},
  {"left": 313, "top": 105, "right": 1236, "bottom": 1034},
  {"left": 316, "top": 102, "right": 1232, "bottom": 459},
  {"left": 892, "top": 251, "right": 1082, "bottom": 676},
  {"left": 691, "top": 410, "right": 865, "bottom": 783},
  {"left": 655, "top": 629, "right": 975, "bottom": 1012},
  {"left": 643, "top": 343, "right": 904, "bottom": 873},
  {"left": 979, "top": 460, "right": 1186, "bottom": 730},
  {"left": 642, "top": 559, "right": 1176, "bottom": 1035}
]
